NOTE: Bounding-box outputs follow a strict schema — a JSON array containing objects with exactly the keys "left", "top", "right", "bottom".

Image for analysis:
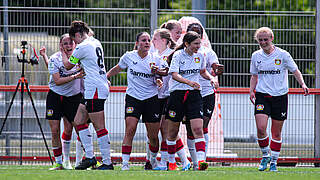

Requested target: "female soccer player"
[
  {"left": 183, "top": 22, "right": 221, "bottom": 170},
  {"left": 166, "top": 31, "right": 215, "bottom": 171},
  {"left": 250, "top": 27, "right": 309, "bottom": 172},
  {"left": 64, "top": 20, "right": 113, "bottom": 170},
  {"left": 151, "top": 29, "right": 191, "bottom": 171},
  {"left": 106, "top": 32, "right": 164, "bottom": 171},
  {"left": 41, "top": 34, "right": 84, "bottom": 170}
]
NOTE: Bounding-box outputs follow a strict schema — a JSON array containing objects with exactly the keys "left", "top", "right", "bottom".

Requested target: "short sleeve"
[
  {"left": 118, "top": 53, "right": 129, "bottom": 69},
  {"left": 250, "top": 55, "right": 258, "bottom": 75},
  {"left": 283, "top": 52, "right": 298, "bottom": 72},
  {"left": 206, "top": 49, "right": 219, "bottom": 66},
  {"left": 48, "top": 58, "right": 59, "bottom": 75},
  {"left": 168, "top": 53, "right": 180, "bottom": 74}
]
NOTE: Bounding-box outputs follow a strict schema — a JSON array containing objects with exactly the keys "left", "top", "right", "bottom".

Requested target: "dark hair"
[
  {"left": 167, "top": 31, "right": 200, "bottom": 66},
  {"left": 160, "top": 20, "right": 181, "bottom": 31},
  {"left": 133, "top": 32, "right": 149, "bottom": 50},
  {"left": 187, "top": 23, "right": 204, "bottom": 39},
  {"left": 69, "top": 20, "right": 90, "bottom": 38},
  {"left": 153, "top": 29, "right": 176, "bottom": 49}
]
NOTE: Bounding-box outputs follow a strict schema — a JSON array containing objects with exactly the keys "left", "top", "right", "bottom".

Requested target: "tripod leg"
[
  {"left": 25, "top": 82, "right": 54, "bottom": 165},
  {"left": 20, "top": 81, "right": 24, "bottom": 165},
  {"left": 0, "top": 81, "right": 20, "bottom": 135}
]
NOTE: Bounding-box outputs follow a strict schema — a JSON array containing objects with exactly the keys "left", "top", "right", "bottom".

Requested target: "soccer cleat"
[
  {"left": 168, "top": 162, "right": 179, "bottom": 171},
  {"left": 122, "top": 163, "right": 130, "bottom": 171},
  {"left": 91, "top": 161, "right": 102, "bottom": 170},
  {"left": 62, "top": 160, "right": 73, "bottom": 170},
  {"left": 49, "top": 163, "right": 64, "bottom": 170},
  {"left": 182, "top": 162, "right": 191, "bottom": 171},
  {"left": 269, "top": 163, "right": 278, "bottom": 172},
  {"left": 75, "top": 157, "right": 97, "bottom": 170},
  {"left": 144, "top": 161, "right": 153, "bottom": 170},
  {"left": 97, "top": 163, "right": 114, "bottom": 170},
  {"left": 153, "top": 165, "right": 168, "bottom": 171},
  {"left": 198, "top": 160, "right": 208, "bottom": 171},
  {"left": 258, "top": 157, "right": 271, "bottom": 171}
]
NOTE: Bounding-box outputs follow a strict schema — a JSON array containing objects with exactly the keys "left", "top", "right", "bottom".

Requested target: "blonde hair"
[
  {"left": 254, "top": 27, "right": 274, "bottom": 41},
  {"left": 153, "top": 29, "right": 176, "bottom": 49}
]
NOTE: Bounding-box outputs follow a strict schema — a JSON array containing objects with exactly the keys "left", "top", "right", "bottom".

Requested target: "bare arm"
[
  {"left": 52, "top": 69, "right": 85, "bottom": 86},
  {"left": 39, "top": 46, "right": 49, "bottom": 68},
  {"left": 293, "top": 69, "right": 309, "bottom": 96},
  {"left": 171, "top": 72, "right": 200, "bottom": 90},
  {"left": 249, "top": 75, "right": 258, "bottom": 104},
  {"left": 106, "top": 65, "right": 123, "bottom": 79}
]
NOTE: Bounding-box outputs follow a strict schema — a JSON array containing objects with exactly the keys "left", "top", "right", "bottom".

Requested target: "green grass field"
[{"left": 1, "top": 165, "right": 320, "bottom": 180}]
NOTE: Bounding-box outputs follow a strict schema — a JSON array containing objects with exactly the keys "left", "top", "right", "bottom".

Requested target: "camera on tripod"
[{"left": 17, "top": 40, "right": 39, "bottom": 65}]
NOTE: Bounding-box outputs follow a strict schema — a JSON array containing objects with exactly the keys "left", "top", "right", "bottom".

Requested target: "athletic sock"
[
  {"left": 53, "top": 147, "right": 63, "bottom": 164},
  {"left": 167, "top": 140, "right": 176, "bottom": 163},
  {"left": 270, "top": 139, "right": 282, "bottom": 164},
  {"left": 122, "top": 145, "right": 132, "bottom": 164},
  {"left": 203, "top": 128, "right": 209, "bottom": 155},
  {"left": 258, "top": 136, "right": 270, "bottom": 157},
  {"left": 159, "top": 141, "right": 168, "bottom": 166},
  {"left": 176, "top": 138, "right": 189, "bottom": 165},
  {"left": 97, "top": 128, "right": 112, "bottom": 165},
  {"left": 195, "top": 138, "right": 206, "bottom": 162},
  {"left": 187, "top": 136, "right": 197, "bottom": 165},
  {"left": 76, "top": 124, "right": 94, "bottom": 158},
  {"left": 61, "top": 132, "right": 72, "bottom": 162},
  {"left": 75, "top": 136, "right": 84, "bottom": 166}
]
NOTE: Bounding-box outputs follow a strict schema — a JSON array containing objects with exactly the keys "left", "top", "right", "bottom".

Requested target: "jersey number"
[{"left": 96, "top": 47, "right": 104, "bottom": 69}]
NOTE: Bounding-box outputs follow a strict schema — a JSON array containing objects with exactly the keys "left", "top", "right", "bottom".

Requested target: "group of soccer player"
[{"left": 40, "top": 16, "right": 309, "bottom": 172}]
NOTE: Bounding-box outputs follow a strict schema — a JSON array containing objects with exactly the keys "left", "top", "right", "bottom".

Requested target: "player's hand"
[
  {"left": 151, "top": 65, "right": 159, "bottom": 74},
  {"left": 156, "top": 78, "right": 163, "bottom": 89},
  {"left": 302, "top": 84, "right": 309, "bottom": 96},
  {"left": 39, "top": 46, "right": 46, "bottom": 57},
  {"left": 249, "top": 91, "right": 255, "bottom": 105},
  {"left": 188, "top": 81, "right": 200, "bottom": 90},
  {"left": 213, "top": 64, "right": 224, "bottom": 76},
  {"left": 211, "top": 79, "right": 219, "bottom": 89},
  {"left": 74, "top": 69, "right": 85, "bottom": 79}
]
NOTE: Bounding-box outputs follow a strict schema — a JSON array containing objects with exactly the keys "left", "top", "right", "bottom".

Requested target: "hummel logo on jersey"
[
  {"left": 154, "top": 114, "right": 159, "bottom": 118},
  {"left": 194, "top": 57, "right": 200, "bottom": 63},
  {"left": 275, "top": 59, "right": 281, "bottom": 65},
  {"left": 281, "top": 112, "right": 286, "bottom": 117},
  {"left": 133, "top": 61, "right": 138, "bottom": 65}
]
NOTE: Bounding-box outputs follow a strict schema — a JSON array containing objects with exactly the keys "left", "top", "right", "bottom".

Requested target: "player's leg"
[
  {"left": 269, "top": 119, "right": 284, "bottom": 172},
  {"left": 87, "top": 99, "right": 113, "bottom": 170},
  {"left": 166, "top": 120, "right": 180, "bottom": 171},
  {"left": 121, "top": 116, "right": 139, "bottom": 170},
  {"left": 61, "top": 117, "right": 73, "bottom": 169}
]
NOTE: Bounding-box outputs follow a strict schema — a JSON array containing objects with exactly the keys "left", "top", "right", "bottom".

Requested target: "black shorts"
[
  {"left": 84, "top": 99, "right": 105, "bottom": 113},
  {"left": 125, "top": 95, "right": 161, "bottom": 123},
  {"left": 202, "top": 93, "right": 215, "bottom": 118},
  {"left": 46, "top": 90, "right": 82, "bottom": 122},
  {"left": 159, "top": 97, "right": 169, "bottom": 116},
  {"left": 166, "top": 90, "right": 203, "bottom": 122},
  {"left": 254, "top": 92, "right": 288, "bottom": 121}
]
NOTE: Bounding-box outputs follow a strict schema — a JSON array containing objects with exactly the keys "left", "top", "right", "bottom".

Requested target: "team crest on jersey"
[
  {"left": 169, "top": 110, "right": 176, "bottom": 118},
  {"left": 47, "top": 109, "right": 53, "bottom": 117},
  {"left": 163, "top": 56, "right": 168, "bottom": 61},
  {"left": 149, "top": 62, "right": 156, "bottom": 69},
  {"left": 194, "top": 57, "right": 200, "bottom": 63},
  {"left": 126, "top": 107, "right": 134, "bottom": 113},
  {"left": 275, "top": 59, "right": 281, "bottom": 65},
  {"left": 256, "top": 104, "right": 264, "bottom": 111}
]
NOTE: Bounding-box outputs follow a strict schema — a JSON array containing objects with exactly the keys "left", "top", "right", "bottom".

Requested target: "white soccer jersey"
[
  {"left": 168, "top": 49, "right": 206, "bottom": 92},
  {"left": 118, "top": 50, "right": 163, "bottom": 101},
  {"left": 156, "top": 48, "right": 173, "bottom": 99},
  {"left": 250, "top": 46, "right": 298, "bottom": 96},
  {"left": 48, "top": 51, "right": 81, "bottom": 97},
  {"left": 69, "top": 36, "right": 109, "bottom": 99},
  {"left": 198, "top": 46, "right": 219, "bottom": 97}
]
